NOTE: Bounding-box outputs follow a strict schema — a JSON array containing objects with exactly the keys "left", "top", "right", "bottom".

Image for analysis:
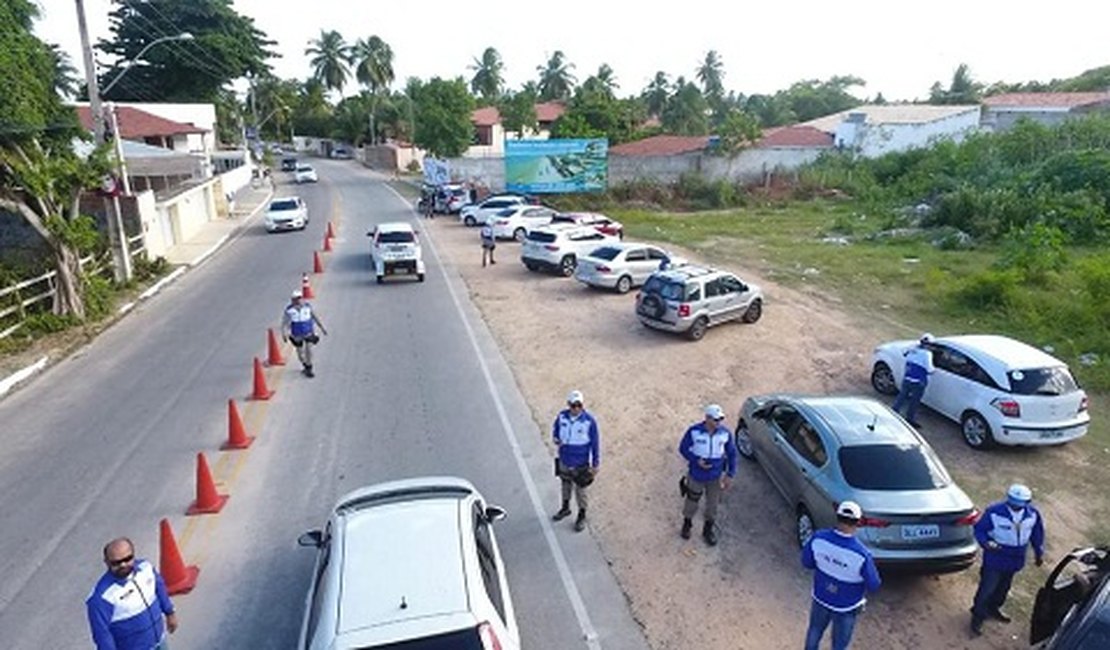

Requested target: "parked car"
[
  {"left": 330, "top": 147, "right": 352, "bottom": 159},
  {"left": 635, "top": 265, "right": 763, "bottom": 341},
  {"left": 294, "top": 164, "right": 318, "bottom": 183},
  {"left": 870, "top": 334, "right": 1090, "bottom": 450},
  {"left": 296, "top": 477, "right": 520, "bottom": 650},
  {"left": 489, "top": 205, "right": 559, "bottom": 241},
  {"left": 520, "top": 224, "right": 618, "bottom": 276},
  {"left": 281, "top": 157, "right": 298, "bottom": 172},
  {"left": 459, "top": 195, "right": 529, "bottom": 227},
  {"left": 430, "top": 183, "right": 471, "bottom": 214},
  {"left": 549, "top": 212, "right": 624, "bottom": 239},
  {"left": 736, "top": 394, "right": 980, "bottom": 572},
  {"left": 1031, "top": 546, "right": 1110, "bottom": 648},
  {"left": 368, "top": 221, "right": 425, "bottom": 283},
  {"left": 264, "top": 197, "right": 309, "bottom": 232},
  {"left": 575, "top": 242, "right": 679, "bottom": 293}
]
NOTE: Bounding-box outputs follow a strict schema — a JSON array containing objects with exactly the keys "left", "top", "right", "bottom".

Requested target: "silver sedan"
[
  {"left": 574, "top": 242, "right": 678, "bottom": 294},
  {"left": 736, "top": 394, "right": 979, "bottom": 573}
]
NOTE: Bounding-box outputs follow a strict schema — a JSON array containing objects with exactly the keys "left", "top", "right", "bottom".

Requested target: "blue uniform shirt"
[
  {"left": 552, "top": 409, "right": 600, "bottom": 469},
  {"left": 284, "top": 302, "right": 315, "bottom": 338},
  {"left": 86, "top": 559, "right": 174, "bottom": 650},
  {"left": 678, "top": 422, "right": 737, "bottom": 483},
  {"left": 801, "top": 529, "right": 882, "bottom": 612},
  {"left": 974, "top": 500, "right": 1045, "bottom": 573}
]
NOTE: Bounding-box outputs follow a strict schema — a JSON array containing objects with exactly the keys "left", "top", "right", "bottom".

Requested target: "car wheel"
[
  {"left": 525, "top": 263, "right": 538, "bottom": 272},
  {"left": 559, "top": 255, "right": 576, "bottom": 277},
  {"left": 417, "top": 273, "right": 425, "bottom": 283},
  {"left": 615, "top": 275, "right": 632, "bottom": 294},
  {"left": 961, "top": 411, "right": 996, "bottom": 450},
  {"left": 741, "top": 298, "right": 763, "bottom": 323},
  {"left": 376, "top": 275, "right": 384, "bottom": 284},
  {"left": 513, "top": 227, "right": 527, "bottom": 242},
  {"left": 686, "top": 316, "right": 709, "bottom": 341},
  {"left": 870, "top": 362, "right": 898, "bottom": 395},
  {"left": 734, "top": 419, "right": 754, "bottom": 459},
  {"left": 796, "top": 506, "right": 816, "bottom": 548},
  {"left": 464, "top": 215, "right": 476, "bottom": 226}
]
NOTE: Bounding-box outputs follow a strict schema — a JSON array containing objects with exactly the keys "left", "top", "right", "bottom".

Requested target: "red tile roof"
[
  {"left": 756, "top": 125, "right": 834, "bottom": 148},
  {"left": 472, "top": 106, "right": 500, "bottom": 127},
  {"left": 75, "top": 105, "right": 207, "bottom": 138},
  {"left": 471, "top": 102, "right": 567, "bottom": 126},
  {"left": 609, "top": 135, "right": 711, "bottom": 156},
  {"left": 982, "top": 92, "right": 1110, "bottom": 109},
  {"left": 535, "top": 101, "right": 566, "bottom": 122}
]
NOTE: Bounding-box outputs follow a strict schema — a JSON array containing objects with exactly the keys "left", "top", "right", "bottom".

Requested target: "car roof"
[
  {"left": 595, "top": 241, "right": 659, "bottom": 253},
  {"left": 938, "top": 335, "right": 1066, "bottom": 370},
  {"left": 653, "top": 264, "right": 720, "bottom": 281},
  {"left": 375, "top": 221, "right": 416, "bottom": 234},
  {"left": 794, "top": 395, "right": 921, "bottom": 447},
  {"left": 530, "top": 222, "right": 592, "bottom": 234}
]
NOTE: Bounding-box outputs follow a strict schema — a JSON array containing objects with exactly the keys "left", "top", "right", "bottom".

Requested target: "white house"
[
  {"left": 467, "top": 101, "right": 566, "bottom": 158},
  {"left": 803, "top": 104, "right": 981, "bottom": 158},
  {"left": 981, "top": 92, "right": 1110, "bottom": 132}
]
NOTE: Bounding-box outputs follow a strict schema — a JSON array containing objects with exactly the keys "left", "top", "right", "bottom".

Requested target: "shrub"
[
  {"left": 23, "top": 312, "right": 79, "bottom": 335},
  {"left": 132, "top": 254, "right": 170, "bottom": 282},
  {"left": 82, "top": 275, "right": 114, "bottom": 320},
  {"left": 997, "top": 222, "right": 1067, "bottom": 285},
  {"left": 947, "top": 268, "right": 1022, "bottom": 310}
]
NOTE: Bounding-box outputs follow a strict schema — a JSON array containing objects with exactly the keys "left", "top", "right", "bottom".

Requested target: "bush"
[
  {"left": 947, "top": 268, "right": 1022, "bottom": 310},
  {"left": 132, "top": 254, "right": 170, "bottom": 282},
  {"left": 82, "top": 275, "right": 114, "bottom": 320},
  {"left": 23, "top": 311, "right": 79, "bottom": 335},
  {"left": 997, "top": 222, "right": 1067, "bottom": 284}
]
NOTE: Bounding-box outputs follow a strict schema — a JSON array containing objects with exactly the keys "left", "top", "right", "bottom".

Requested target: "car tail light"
[
  {"left": 677, "top": 303, "right": 691, "bottom": 317},
  {"left": 858, "top": 516, "right": 891, "bottom": 528},
  {"left": 478, "top": 622, "right": 503, "bottom": 650},
  {"left": 595, "top": 264, "right": 611, "bottom": 273},
  {"left": 955, "top": 509, "right": 980, "bottom": 526},
  {"left": 494, "top": 219, "right": 508, "bottom": 225},
  {"left": 991, "top": 398, "right": 1021, "bottom": 418},
  {"left": 544, "top": 244, "right": 560, "bottom": 251},
  {"left": 1079, "top": 395, "right": 1089, "bottom": 413}
]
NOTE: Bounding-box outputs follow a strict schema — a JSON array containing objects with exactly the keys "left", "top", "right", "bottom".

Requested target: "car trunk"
[{"left": 851, "top": 489, "right": 976, "bottom": 550}]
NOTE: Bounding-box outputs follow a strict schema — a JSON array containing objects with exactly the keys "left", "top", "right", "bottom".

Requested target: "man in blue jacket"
[
  {"left": 801, "top": 501, "right": 882, "bottom": 650},
  {"left": 970, "top": 483, "right": 1046, "bottom": 636},
  {"left": 552, "top": 389, "right": 600, "bottom": 532},
  {"left": 87, "top": 537, "right": 178, "bottom": 650},
  {"left": 892, "top": 333, "right": 936, "bottom": 427},
  {"left": 678, "top": 404, "right": 737, "bottom": 546},
  {"left": 282, "top": 290, "right": 328, "bottom": 378}
]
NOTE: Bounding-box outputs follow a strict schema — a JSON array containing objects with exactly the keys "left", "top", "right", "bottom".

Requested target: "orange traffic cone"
[
  {"left": 313, "top": 251, "right": 324, "bottom": 274},
  {"left": 301, "top": 273, "right": 315, "bottom": 299},
  {"left": 187, "top": 452, "right": 229, "bottom": 515},
  {"left": 222, "top": 399, "right": 255, "bottom": 450},
  {"left": 250, "top": 356, "right": 274, "bottom": 400},
  {"left": 326, "top": 221, "right": 336, "bottom": 239},
  {"left": 159, "top": 518, "right": 199, "bottom": 595},
  {"left": 266, "top": 328, "right": 286, "bottom": 366},
  {"left": 323, "top": 234, "right": 333, "bottom": 252}
]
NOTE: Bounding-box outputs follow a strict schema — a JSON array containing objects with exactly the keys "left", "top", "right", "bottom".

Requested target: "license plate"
[
  {"left": 1039, "top": 429, "right": 1067, "bottom": 439},
  {"left": 901, "top": 524, "right": 940, "bottom": 540}
]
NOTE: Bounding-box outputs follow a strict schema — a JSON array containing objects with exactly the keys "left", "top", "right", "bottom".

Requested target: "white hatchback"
[
  {"left": 489, "top": 205, "right": 558, "bottom": 241},
  {"left": 297, "top": 477, "right": 520, "bottom": 650},
  {"left": 521, "top": 224, "right": 618, "bottom": 277},
  {"left": 295, "top": 164, "right": 319, "bottom": 183},
  {"left": 870, "top": 334, "right": 1090, "bottom": 449},
  {"left": 575, "top": 242, "right": 678, "bottom": 293},
  {"left": 459, "top": 195, "right": 528, "bottom": 227}
]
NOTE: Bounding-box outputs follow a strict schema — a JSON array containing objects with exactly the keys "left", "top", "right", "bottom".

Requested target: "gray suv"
[{"left": 635, "top": 265, "right": 763, "bottom": 340}]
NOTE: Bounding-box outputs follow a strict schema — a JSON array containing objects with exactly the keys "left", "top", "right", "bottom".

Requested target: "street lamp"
[{"left": 100, "top": 33, "right": 195, "bottom": 97}]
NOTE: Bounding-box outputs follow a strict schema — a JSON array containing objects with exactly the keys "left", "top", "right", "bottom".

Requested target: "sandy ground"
[{"left": 425, "top": 213, "right": 1095, "bottom": 650}]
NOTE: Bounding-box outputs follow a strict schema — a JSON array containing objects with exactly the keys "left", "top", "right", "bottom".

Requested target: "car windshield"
[
  {"left": 838, "top": 444, "right": 951, "bottom": 491},
  {"left": 297, "top": 166, "right": 313, "bottom": 172},
  {"left": 1008, "top": 367, "right": 1079, "bottom": 396},
  {"left": 642, "top": 276, "right": 686, "bottom": 301},
  {"left": 379, "top": 231, "right": 415, "bottom": 243},
  {"left": 450, "top": 188, "right": 467, "bottom": 197},
  {"left": 551, "top": 215, "right": 578, "bottom": 224},
  {"left": 589, "top": 247, "right": 622, "bottom": 261},
  {"left": 371, "top": 627, "right": 486, "bottom": 649},
  {"left": 526, "top": 231, "right": 556, "bottom": 243},
  {"left": 269, "top": 199, "right": 298, "bottom": 211}
]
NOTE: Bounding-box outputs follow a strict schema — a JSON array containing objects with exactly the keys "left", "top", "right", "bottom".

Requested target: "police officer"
[
  {"left": 970, "top": 483, "right": 1046, "bottom": 636},
  {"left": 552, "top": 389, "right": 600, "bottom": 532},
  {"left": 892, "top": 333, "right": 936, "bottom": 427},
  {"left": 281, "top": 290, "right": 328, "bottom": 377},
  {"left": 678, "top": 404, "right": 737, "bottom": 546}
]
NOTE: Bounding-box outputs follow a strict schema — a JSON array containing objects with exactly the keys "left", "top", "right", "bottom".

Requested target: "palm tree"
[
  {"left": 595, "top": 64, "right": 618, "bottom": 94},
  {"left": 351, "top": 36, "right": 394, "bottom": 143},
  {"left": 469, "top": 47, "right": 504, "bottom": 103},
  {"left": 305, "top": 30, "right": 351, "bottom": 96},
  {"left": 696, "top": 50, "right": 725, "bottom": 98},
  {"left": 47, "top": 44, "right": 80, "bottom": 99},
  {"left": 642, "top": 71, "right": 670, "bottom": 117},
  {"left": 536, "top": 51, "right": 576, "bottom": 101}
]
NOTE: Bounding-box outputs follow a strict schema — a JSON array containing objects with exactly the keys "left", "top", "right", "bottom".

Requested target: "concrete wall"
[
  {"left": 215, "top": 159, "right": 254, "bottom": 197},
  {"left": 848, "top": 110, "right": 981, "bottom": 157}
]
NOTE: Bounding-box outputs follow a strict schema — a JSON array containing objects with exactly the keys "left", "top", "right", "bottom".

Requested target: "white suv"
[
  {"left": 521, "top": 224, "right": 618, "bottom": 276},
  {"left": 297, "top": 477, "right": 520, "bottom": 650},
  {"left": 459, "top": 195, "right": 528, "bottom": 227},
  {"left": 264, "top": 196, "right": 309, "bottom": 232},
  {"left": 871, "top": 334, "right": 1090, "bottom": 449},
  {"left": 635, "top": 265, "right": 763, "bottom": 341},
  {"left": 368, "top": 222, "right": 426, "bottom": 283}
]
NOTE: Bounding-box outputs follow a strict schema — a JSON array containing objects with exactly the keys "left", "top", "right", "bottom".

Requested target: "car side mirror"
[
  {"left": 484, "top": 505, "right": 507, "bottom": 523},
  {"left": 366, "top": 231, "right": 374, "bottom": 237},
  {"left": 298, "top": 530, "right": 323, "bottom": 547}
]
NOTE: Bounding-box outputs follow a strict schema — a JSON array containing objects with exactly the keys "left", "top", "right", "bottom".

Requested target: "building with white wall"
[
  {"left": 981, "top": 92, "right": 1110, "bottom": 132},
  {"left": 467, "top": 102, "right": 566, "bottom": 157},
  {"left": 803, "top": 104, "right": 981, "bottom": 158}
]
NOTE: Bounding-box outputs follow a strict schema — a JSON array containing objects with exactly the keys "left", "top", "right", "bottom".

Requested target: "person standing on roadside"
[
  {"left": 969, "top": 483, "right": 1046, "bottom": 637},
  {"left": 801, "top": 501, "right": 881, "bottom": 650},
  {"left": 892, "top": 333, "right": 936, "bottom": 427},
  {"left": 282, "top": 290, "right": 328, "bottom": 378},
  {"left": 678, "top": 404, "right": 737, "bottom": 546},
  {"left": 480, "top": 221, "right": 497, "bottom": 267},
  {"left": 87, "top": 537, "right": 179, "bottom": 650},
  {"left": 552, "top": 389, "right": 600, "bottom": 532}
]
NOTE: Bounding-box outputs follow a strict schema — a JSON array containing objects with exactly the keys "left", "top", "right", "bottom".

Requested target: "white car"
[
  {"left": 294, "top": 164, "right": 318, "bottom": 183},
  {"left": 489, "top": 205, "right": 558, "bottom": 241},
  {"left": 296, "top": 477, "right": 520, "bottom": 650},
  {"left": 521, "top": 224, "right": 619, "bottom": 276},
  {"left": 459, "top": 195, "right": 529, "bottom": 227},
  {"left": 870, "top": 334, "right": 1090, "bottom": 449},
  {"left": 368, "top": 221, "right": 426, "bottom": 283},
  {"left": 575, "top": 242, "right": 679, "bottom": 293},
  {"left": 264, "top": 196, "right": 309, "bottom": 232}
]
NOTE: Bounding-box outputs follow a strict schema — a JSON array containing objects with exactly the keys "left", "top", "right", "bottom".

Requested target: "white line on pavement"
[{"left": 0, "top": 355, "right": 48, "bottom": 398}]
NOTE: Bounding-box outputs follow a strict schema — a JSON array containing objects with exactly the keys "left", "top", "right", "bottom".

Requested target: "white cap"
[
  {"left": 566, "top": 390, "right": 584, "bottom": 405},
  {"left": 291, "top": 290, "right": 303, "bottom": 299},
  {"left": 836, "top": 501, "right": 863, "bottom": 521},
  {"left": 920, "top": 332, "right": 934, "bottom": 344},
  {"left": 1007, "top": 483, "right": 1033, "bottom": 504},
  {"left": 704, "top": 404, "right": 725, "bottom": 420}
]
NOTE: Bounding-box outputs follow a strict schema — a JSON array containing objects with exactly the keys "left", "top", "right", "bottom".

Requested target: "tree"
[
  {"left": 97, "top": 0, "right": 275, "bottom": 102},
  {"left": 408, "top": 77, "right": 475, "bottom": 158},
  {"left": 469, "top": 47, "right": 504, "bottom": 104},
  {"left": 306, "top": 29, "right": 352, "bottom": 96},
  {"left": 781, "top": 76, "right": 865, "bottom": 122},
  {"left": 553, "top": 80, "right": 645, "bottom": 144},
  {"left": 252, "top": 75, "right": 300, "bottom": 141},
  {"left": 929, "top": 63, "right": 982, "bottom": 105},
  {"left": 351, "top": 36, "right": 394, "bottom": 143},
  {"left": 696, "top": 50, "right": 725, "bottom": 99},
  {"left": 499, "top": 87, "right": 538, "bottom": 139},
  {"left": 47, "top": 44, "right": 80, "bottom": 99},
  {"left": 292, "top": 78, "right": 333, "bottom": 137},
  {"left": 714, "top": 109, "right": 762, "bottom": 155},
  {"left": 662, "top": 77, "right": 709, "bottom": 135},
  {"left": 536, "top": 51, "right": 576, "bottom": 101},
  {"left": 642, "top": 71, "right": 670, "bottom": 117}
]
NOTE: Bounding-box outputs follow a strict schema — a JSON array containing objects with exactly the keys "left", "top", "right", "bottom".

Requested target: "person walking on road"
[
  {"left": 892, "top": 333, "right": 936, "bottom": 427},
  {"left": 552, "top": 389, "right": 600, "bottom": 532},
  {"left": 801, "top": 501, "right": 882, "bottom": 650},
  {"left": 86, "top": 537, "right": 179, "bottom": 650},
  {"left": 969, "top": 483, "right": 1046, "bottom": 637},
  {"left": 480, "top": 221, "right": 497, "bottom": 267},
  {"left": 678, "top": 404, "right": 737, "bottom": 546},
  {"left": 282, "top": 290, "right": 328, "bottom": 377}
]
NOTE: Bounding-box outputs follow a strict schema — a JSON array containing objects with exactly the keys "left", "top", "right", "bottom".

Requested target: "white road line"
[
  {"left": 383, "top": 183, "right": 601, "bottom": 649},
  {"left": 0, "top": 355, "right": 48, "bottom": 398}
]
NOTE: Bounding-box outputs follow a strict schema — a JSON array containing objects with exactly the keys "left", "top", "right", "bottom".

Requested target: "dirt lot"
[{"left": 425, "top": 214, "right": 1097, "bottom": 650}]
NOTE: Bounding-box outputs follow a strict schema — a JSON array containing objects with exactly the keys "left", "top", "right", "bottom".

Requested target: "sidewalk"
[{"left": 162, "top": 181, "right": 273, "bottom": 266}]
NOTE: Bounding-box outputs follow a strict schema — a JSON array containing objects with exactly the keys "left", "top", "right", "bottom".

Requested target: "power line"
[{"left": 124, "top": 0, "right": 232, "bottom": 77}]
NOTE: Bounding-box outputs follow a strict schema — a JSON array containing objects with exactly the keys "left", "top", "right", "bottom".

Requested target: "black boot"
[
  {"left": 305, "top": 364, "right": 315, "bottom": 378},
  {"left": 680, "top": 518, "right": 693, "bottom": 539},
  {"left": 552, "top": 501, "right": 572, "bottom": 521},
  {"left": 574, "top": 510, "right": 587, "bottom": 532},
  {"left": 703, "top": 520, "right": 718, "bottom": 546}
]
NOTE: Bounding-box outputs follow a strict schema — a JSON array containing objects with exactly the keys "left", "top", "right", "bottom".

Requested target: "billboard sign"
[
  {"left": 505, "top": 139, "right": 608, "bottom": 193},
  {"left": 422, "top": 157, "right": 451, "bottom": 186}
]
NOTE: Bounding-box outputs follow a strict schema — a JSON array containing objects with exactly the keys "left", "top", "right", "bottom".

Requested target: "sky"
[{"left": 35, "top": 0, "right": 1110, "bottom": 103}]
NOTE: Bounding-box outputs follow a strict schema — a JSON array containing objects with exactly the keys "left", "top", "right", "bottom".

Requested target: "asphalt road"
[{"left": 0, "top": 159, "right": 648, "bottom": 649}]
